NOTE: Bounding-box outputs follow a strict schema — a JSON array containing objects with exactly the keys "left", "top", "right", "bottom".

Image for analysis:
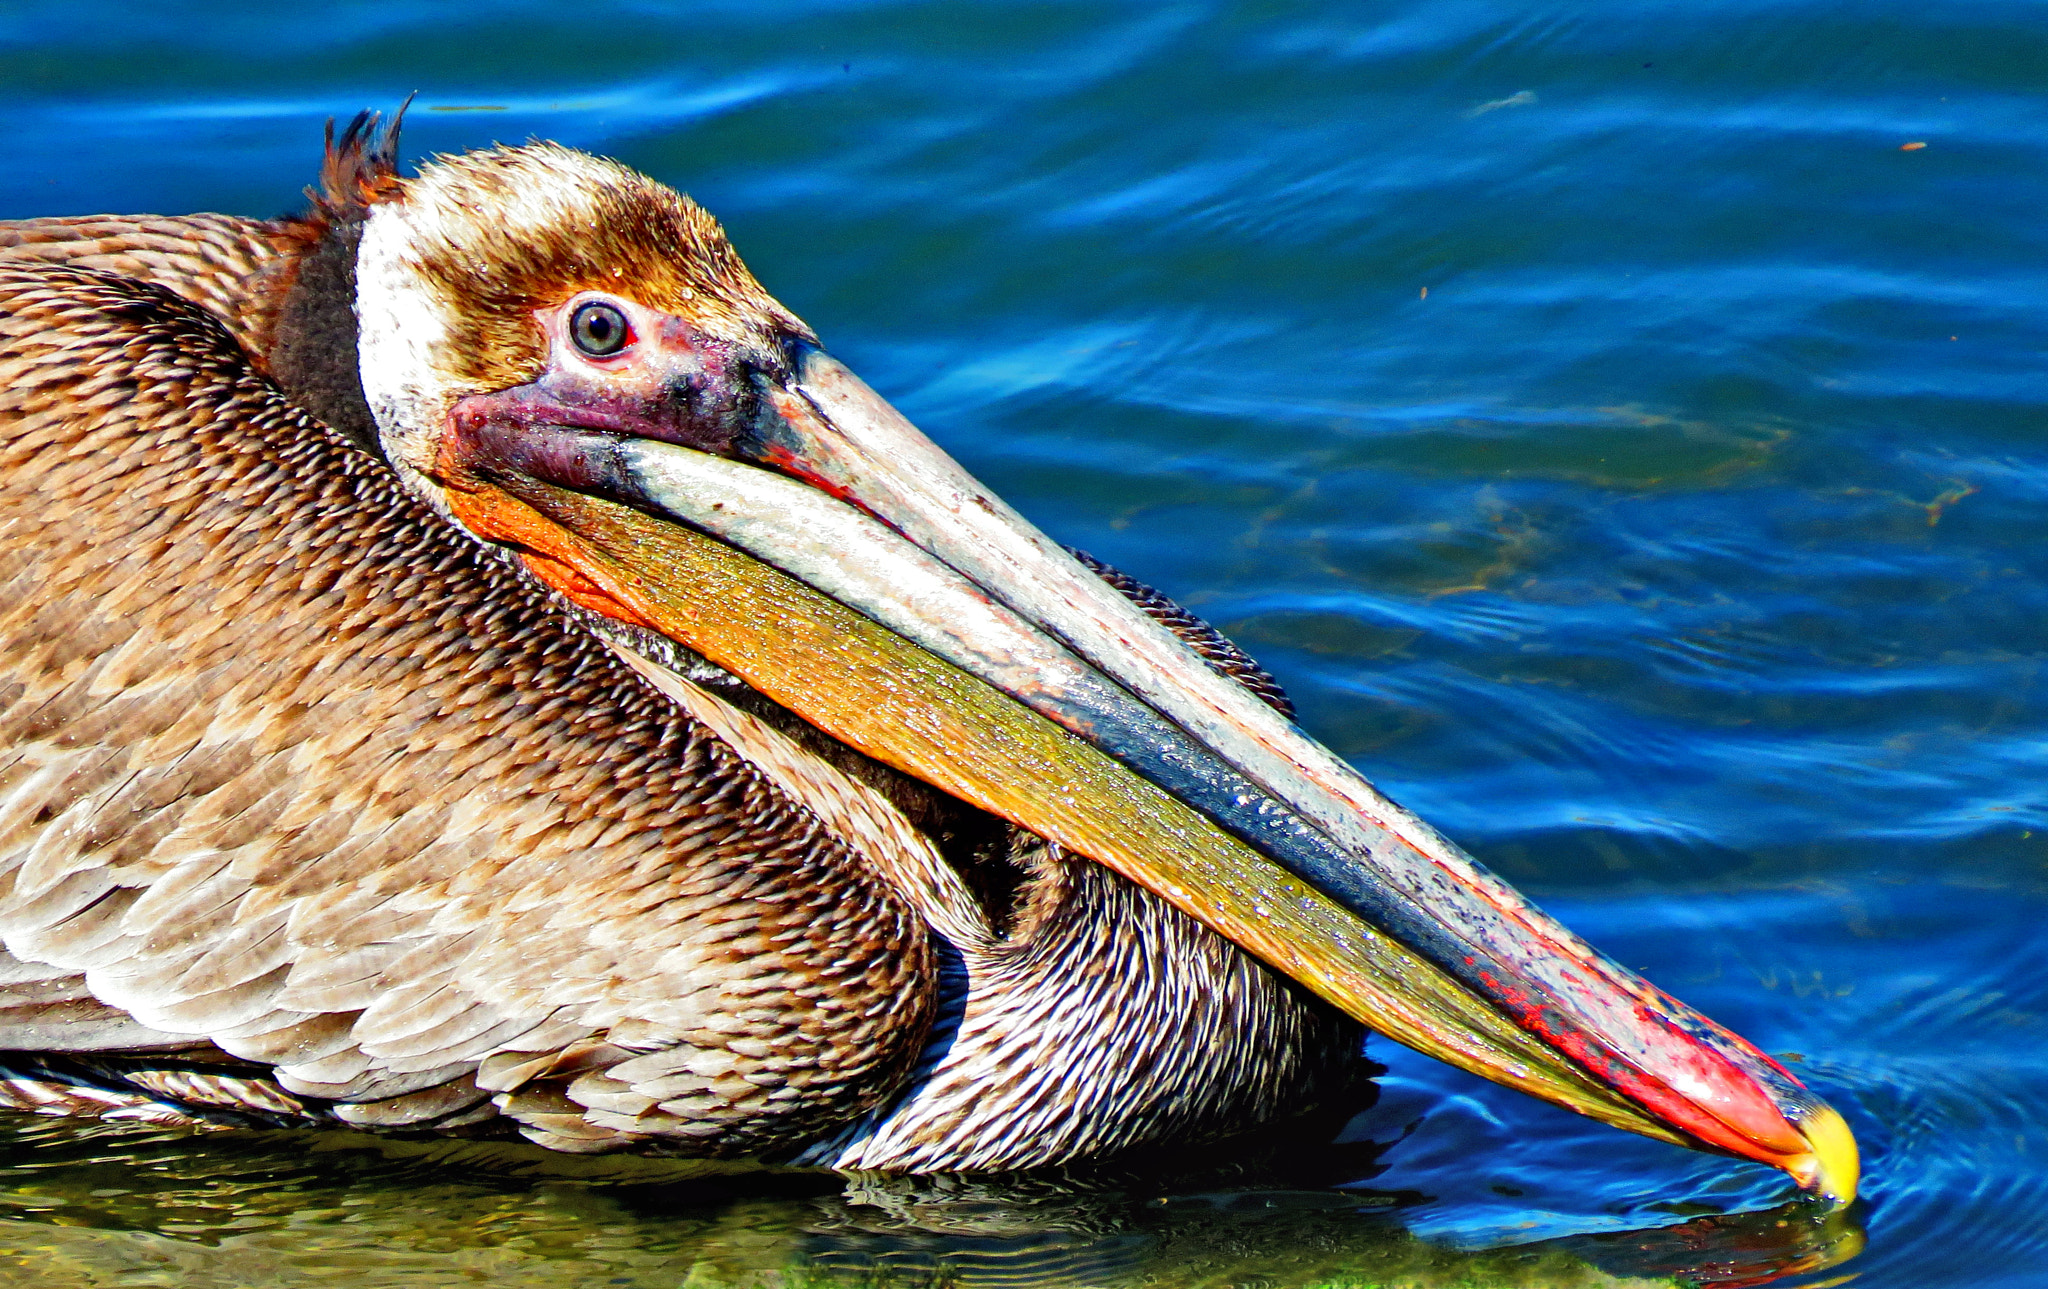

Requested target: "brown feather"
[
  {"left": 0, "top": 260, "right": 937, "bottom": 1154},
  {"left": 0, "top": 135, "right": 1359, "bottom": 1169}
]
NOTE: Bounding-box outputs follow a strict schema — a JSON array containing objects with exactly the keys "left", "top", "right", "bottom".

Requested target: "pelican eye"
[{"left": 570, "top": 301, "right": 631, "bottom": 357}]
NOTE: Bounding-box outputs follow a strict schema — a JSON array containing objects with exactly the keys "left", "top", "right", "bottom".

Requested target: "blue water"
[{"left": 3, "top": 2, "right": 2046, "bottom": 1285}]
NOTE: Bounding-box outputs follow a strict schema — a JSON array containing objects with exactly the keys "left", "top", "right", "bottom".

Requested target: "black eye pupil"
[{"left": 571, "top": 302, "right": 629, "bottom": 357}]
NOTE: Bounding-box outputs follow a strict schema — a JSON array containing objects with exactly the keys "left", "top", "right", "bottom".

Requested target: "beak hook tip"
[{"left": 1788, "top": 1099, "right": 1861, "bottom": 1208}]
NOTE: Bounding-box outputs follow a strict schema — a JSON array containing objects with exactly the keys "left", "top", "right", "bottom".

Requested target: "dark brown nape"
[{"left": 255, "top": 107, "right": 408, "bottom": 460}]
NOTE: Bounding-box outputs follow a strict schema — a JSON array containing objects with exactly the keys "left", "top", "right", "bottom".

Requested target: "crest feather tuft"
[
  {"left": 314, "top": 99, "right": 411, "bottom": 219},
  {"left": 277, "top": 98, "right": 411, "bottom": 249}
]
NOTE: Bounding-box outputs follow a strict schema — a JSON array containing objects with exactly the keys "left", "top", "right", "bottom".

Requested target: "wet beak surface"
[{"left": 434, "top": 344, "right": 1858, "bottom": 1206}]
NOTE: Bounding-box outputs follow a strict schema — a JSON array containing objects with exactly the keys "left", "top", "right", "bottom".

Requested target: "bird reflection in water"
[{"left": 0, "top": 1114, "right": 1861, "bottom": 1288}]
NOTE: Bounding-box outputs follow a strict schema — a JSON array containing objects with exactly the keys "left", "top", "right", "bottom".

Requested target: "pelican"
[{"left": 0, "top": 112, "right": 1855, "bottom": 1197}]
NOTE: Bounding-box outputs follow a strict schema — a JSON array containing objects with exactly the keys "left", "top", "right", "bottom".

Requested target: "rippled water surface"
[{"left": 3, "top": 2, "right": 2046, "bottom": 1285}]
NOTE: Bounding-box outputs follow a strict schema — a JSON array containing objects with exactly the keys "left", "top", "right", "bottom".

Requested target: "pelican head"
[{"left": 269, "top": 113, "right": 1855, "bottom": 1203}]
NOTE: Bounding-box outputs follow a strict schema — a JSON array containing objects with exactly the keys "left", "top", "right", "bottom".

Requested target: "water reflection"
[{"left": 0, "top": 1113, "right": 1862, "bottom": 1288}]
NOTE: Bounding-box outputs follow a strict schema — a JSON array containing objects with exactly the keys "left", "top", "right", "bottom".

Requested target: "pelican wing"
[{"left": 0, "top": 260, "right": 937, "bottom": 1146}]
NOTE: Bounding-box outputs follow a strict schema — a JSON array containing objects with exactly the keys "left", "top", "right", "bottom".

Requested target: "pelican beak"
[{"left": 430, "top": 339, "right": 1857, "bottom": 1205}]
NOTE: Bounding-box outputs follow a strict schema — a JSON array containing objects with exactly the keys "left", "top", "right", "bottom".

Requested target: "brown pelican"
[{"left": 0, "top": 112, "right": 1856, "bottom": 1198}]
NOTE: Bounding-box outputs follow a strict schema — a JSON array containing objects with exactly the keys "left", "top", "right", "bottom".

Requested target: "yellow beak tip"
[{"left": 1787, "top": 1101, "right": 1861, "bottom": 1208}]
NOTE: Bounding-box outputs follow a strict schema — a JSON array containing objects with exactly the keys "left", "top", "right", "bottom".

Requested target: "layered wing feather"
[{"left": 0, "top": 259, "right": 938, "bottom": 1152}]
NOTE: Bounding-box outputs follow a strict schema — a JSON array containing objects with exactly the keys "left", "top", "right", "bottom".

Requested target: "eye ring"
[{"left": 569, "top": 300, "right": 632, "bottom": 358}]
